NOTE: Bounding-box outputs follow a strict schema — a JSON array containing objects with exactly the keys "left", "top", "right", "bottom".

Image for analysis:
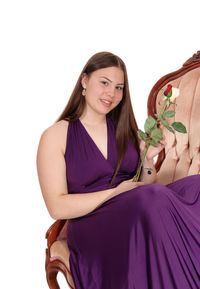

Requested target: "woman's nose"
[{"left": 106, "top": 85, "right": 115, "bottom": 97}]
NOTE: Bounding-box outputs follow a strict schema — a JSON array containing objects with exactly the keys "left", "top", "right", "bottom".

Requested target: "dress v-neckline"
[{"left": 78, "top": 115, "right": 110, "bottom": 162}]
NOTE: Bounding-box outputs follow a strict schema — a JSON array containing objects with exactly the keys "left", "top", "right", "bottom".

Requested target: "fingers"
[
  {"left": 137, "top": 182, "right": 145, "bottom": 186},
  {"left": 160, "top": 139, "right": 167, "bottom": 146},
  {"left": 159, "top": 123, "right": 164, "bottom": 130},
  {"left": 160, "top": 133, "right": 166, "bottom": 144},
  {"left": 139, "top": 140, "right": 146, "bottom": 151}
]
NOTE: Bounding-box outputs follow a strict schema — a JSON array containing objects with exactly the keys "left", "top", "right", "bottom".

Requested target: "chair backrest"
[{"left": 148, "top": 50, "right": 200, "bottom": 185}]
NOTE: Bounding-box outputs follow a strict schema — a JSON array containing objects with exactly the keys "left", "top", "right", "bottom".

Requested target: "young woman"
[{"left": 36, "top": 51, "right": 200, "bottom": 289}]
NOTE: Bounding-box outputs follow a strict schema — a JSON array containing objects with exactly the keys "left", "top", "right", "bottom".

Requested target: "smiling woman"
[{"left": 36, "top": 51, "right": 200, "bottom": 289}]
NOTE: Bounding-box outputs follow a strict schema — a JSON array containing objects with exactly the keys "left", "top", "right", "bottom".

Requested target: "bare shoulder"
[{"left": 39, "top": 119, "right": 69, "bottom": 155}]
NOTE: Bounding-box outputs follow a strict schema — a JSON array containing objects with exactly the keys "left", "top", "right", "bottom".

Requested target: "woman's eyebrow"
[{"left": 100, "top": 76, "right": 124, "bottom": 85}]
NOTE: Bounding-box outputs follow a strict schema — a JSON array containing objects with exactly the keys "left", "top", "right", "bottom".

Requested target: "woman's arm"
[
  {"left": 139, "top": 157, "right": 157, "bottom": 184},
  {"left": 138, "top": 138, "right": 166, "bottom": 184},
  {"left": 36, "top": 123, "right": 117, "bottom": 220}
]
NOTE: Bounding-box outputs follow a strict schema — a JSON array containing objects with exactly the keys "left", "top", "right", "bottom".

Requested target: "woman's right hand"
[{"left": 114, "top": 179, "right": 145, "bottom": 196}]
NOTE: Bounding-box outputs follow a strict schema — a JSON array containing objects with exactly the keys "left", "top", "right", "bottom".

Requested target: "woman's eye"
[
  {"left": 116, "top": 86, "right": 123, "bottom": 90},
  {"left": 101, "top": 81, "right": 108, "bottom": 85}
]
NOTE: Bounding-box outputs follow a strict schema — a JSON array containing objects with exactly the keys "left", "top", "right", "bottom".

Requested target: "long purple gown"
[{"left": 64, "top": 114, "right": 200, "bottom": 289}]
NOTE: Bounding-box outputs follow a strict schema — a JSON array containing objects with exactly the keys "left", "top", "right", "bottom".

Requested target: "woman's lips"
[{"left": 100, "top": 99, "right": 112, "bottom": 107}]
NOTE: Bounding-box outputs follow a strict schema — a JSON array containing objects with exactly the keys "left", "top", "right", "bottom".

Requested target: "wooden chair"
[{"left": 45, "top": 50, "right": 200, "bottom": 289}]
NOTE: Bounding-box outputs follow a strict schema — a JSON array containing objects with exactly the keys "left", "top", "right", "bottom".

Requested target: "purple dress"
[{"left": 64, "top": 114, "right": 200, "bottom": 289}]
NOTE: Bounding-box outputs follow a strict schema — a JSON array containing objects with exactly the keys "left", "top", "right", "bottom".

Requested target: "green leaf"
[
  {"left": 161, "top": 119, "right": 169, "bottom": 127},
  {"left": 163, "top": 110, "right": 175, "bottom": 118},
  {"left": 144, "top": 116, "right": 157, "bottom": 134},
  {"left": 137, "top": 129, "right": 148, "bottom": 141},
  {"left": 165, "top": 126, "right": 175, "bottom": 134},
  {"left": 171, "top": 122, "right": 187, "bottom": 133},
  {"left": 148, "top": 139, "right": 158, "bottom": 147},
  {"left": 150, "top": 128, "right": 163, "bottom": 143}
]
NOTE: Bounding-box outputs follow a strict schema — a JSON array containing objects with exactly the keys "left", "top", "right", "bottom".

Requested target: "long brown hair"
[{"left": 55, "top": 51, "right": 141, "bottom": 187}]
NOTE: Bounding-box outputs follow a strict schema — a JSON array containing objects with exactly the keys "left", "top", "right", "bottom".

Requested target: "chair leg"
[{"left": 46, "top": 268, "right": 60, "bottom": 289}]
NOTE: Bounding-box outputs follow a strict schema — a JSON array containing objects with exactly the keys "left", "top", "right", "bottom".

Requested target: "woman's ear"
[{"left": 81, "top": 73, "right": 88, "bottom": 88}]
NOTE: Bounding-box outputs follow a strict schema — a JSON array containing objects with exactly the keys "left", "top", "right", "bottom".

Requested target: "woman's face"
[{"left": 81, "top": 66, "right": 124, "bottom": 115}]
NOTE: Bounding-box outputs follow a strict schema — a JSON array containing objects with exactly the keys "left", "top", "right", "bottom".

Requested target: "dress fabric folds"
[{"left": 62, "top": 114, "right": 200, "bottom": 289}]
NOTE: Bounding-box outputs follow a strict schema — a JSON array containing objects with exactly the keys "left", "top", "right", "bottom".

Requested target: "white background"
[{"left": 0, "top": 0, "right": 199, "bottom": 288}]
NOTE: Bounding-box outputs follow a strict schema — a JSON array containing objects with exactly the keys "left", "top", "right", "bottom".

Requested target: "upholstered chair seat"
[
  {"left": 50, "top": 236, "right": 75, "bottom": 288},
  {"left": 45, "top": 220, "right": 75, "bottom": 289}
]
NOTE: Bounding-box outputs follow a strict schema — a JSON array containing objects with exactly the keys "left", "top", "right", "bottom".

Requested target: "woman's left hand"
[{"left": 139, "top": 130, "right": 167, "bottom": 161}]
